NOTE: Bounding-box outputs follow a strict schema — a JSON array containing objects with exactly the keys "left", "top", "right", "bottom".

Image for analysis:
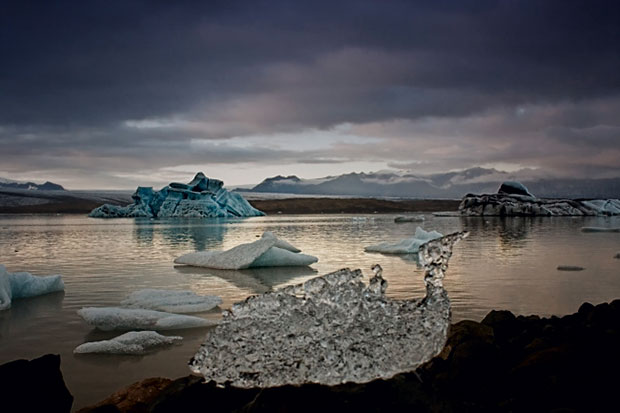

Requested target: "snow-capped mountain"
[
  {"left": 0, "top": 177, "right": 65, "bottom": 191},
  {"left": 247, "top": 168, "right": 620, "bottom": 199}
]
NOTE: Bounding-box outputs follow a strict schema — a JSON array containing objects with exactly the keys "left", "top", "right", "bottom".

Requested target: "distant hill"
[
  {"left": 0, "top": 177, "right": 65, "bottom": 191},
  {"left": 246, "top": 168, "right": 620, "bottom": 199}
]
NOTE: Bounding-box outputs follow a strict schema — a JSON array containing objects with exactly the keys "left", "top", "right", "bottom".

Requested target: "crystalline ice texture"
[{"left": 189, "top": 231, "right": 468, "bottom": 387}]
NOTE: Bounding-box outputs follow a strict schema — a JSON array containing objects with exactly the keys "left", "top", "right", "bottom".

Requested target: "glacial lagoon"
[{"left": 1, "top": 213, "right": 619, "bottom": 409}]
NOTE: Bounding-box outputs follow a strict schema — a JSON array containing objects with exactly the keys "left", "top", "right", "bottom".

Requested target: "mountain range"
[
  {"left": 244, "top": 168, "right": 620, "bottom": 199},
  {"left": 0, "top": 178, "right": 65, "bottom": 191}
]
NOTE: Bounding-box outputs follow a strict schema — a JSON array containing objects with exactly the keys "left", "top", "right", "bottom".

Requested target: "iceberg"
[
  {"left": 460, "top": 181, "right": 620, "bottom": 216},
  {"left": 89, "top": 172, "right": 264, "bottom": 218},
  {"left": 73, "top": 331, "right": 182, "bottom": 355},
  {"left": 189, "top": 231, "right": 468, "bottom": 387},
  {"left": 364, "top": 227, "right": 443, "bottom": 254},
  {"left": 120, "top": 289, "right": 222, "bottom": 313},
  {"left": 174, "top": 231, "right": 318, "bottom": 269},
  {"left": 77, "top": 307, "right": 217, "bottom": 331},
  {"left": 0, "top": 264, "right": 64, "bottom": 311}
]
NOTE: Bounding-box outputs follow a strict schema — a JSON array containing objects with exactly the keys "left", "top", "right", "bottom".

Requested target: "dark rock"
[
  {"left": 0, "top": 354, "right": 73, "bottom": 412},
  {"left": 557, "top": 265, "right": 585, "bottom": 271},
  {"left": 77, "top": 377, "right": 172, "bottom": 413}
]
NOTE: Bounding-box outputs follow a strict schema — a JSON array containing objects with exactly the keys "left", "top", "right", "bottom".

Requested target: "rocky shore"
[{"left": 4, "top": 300, "right": 618, "bottom": 412}]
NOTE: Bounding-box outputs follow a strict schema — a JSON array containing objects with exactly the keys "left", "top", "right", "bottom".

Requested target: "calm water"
[{"left": 1, "top": 213, "right": 619, "bottom": 409}]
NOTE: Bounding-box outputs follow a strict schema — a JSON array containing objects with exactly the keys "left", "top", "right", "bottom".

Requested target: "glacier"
[
  {"left": 174, "top": 231, "right": 318, "bottom": 269},
  {"left": 73, "top": 331, "right": 182, "bottom": 355},
  {"left": 89, "top": 172, "right": 264, "bottom": 218},
  {"left": 120, "top": 289, "right": 222, "bottom": 313},
  {"left": 189, "top": 231, "right": 467, "bottom": 387},
  {"left": 0, "top": 264, "right": 65, "bottom": 311},
  {"left": 364, "top": 227, "right": 443, "bottom": 254},
  {"left": 77, "top": 307, "right": 218, "bottom": 331}
]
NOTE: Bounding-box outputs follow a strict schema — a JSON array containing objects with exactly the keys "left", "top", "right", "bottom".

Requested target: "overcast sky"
[{"left": 1, "top": 0, "right": 619, "bottom": 189}]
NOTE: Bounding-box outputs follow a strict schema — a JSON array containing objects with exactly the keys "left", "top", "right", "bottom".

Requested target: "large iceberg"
[
  {"left": 460, "top": 181, "right": 620, "bottom": 216},
  {"left": 77, "top": 307, "right": 217, "bottom": 331},
  {"left": 0, "top": 264, "right": 65, "bottom": 311},
  {"left": 120, "top": 289, "right": 222, "bottom": 313},
  {"left": 174, "top": 231, "right": 318, "bottom": 269},
  {"left": 364, "top": 227, "right": 443, "bottom": 254},
  {"left": 89, "top": 172, "right": 264, "bottom": 218},
  {"left": 189, "top": 232, "right": 467, "bottom": 387},
  {"left": 74, "top": 331, "right": 182, "bottom": 355}
]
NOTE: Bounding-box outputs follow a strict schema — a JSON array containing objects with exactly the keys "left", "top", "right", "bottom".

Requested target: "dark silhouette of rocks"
[{"left": 0, "top": 354, "right": 73, "bottom": 412}]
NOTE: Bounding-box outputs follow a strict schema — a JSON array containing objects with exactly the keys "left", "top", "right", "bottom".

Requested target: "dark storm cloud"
[{"left": 1, "top": 0, "right": 620, "bottom": 184}]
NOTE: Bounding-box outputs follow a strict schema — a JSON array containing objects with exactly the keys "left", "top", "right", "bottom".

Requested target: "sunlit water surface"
[{"left": 1, "top": 214, "right": 619, "bottom": 409}]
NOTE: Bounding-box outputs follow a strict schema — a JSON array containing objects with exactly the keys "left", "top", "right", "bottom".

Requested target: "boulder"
[{"left": 0, "top": 354, "right": 73, "bottom": 412}]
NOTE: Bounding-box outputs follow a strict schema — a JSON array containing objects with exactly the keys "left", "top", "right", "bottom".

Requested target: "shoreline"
[{"left": 0, "top": 195, "right": 461, "bottom": 215}]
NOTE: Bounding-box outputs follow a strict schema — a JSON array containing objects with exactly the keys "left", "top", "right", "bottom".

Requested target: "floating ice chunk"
[
  {"left": 261, "top": 231, "right": 301, "bottom": 253},
  {"left": 174, "top": 231, "right": 317, "bottom": 269},
  {"left": 364, "top": 227, "right": 443, "bottom": 254},
  {"left": 394, "top": 215, "right": 425, "bottom": 223},
  {"left": 77, "top": 307, "right": 217, "bottom": 331},
  {"left": 189, "top": 232, "right": 468, "bottom": 388},
  {"left": 120, "top": 289, "right": 222, "bottom": 313},
  {"left": 581, "top": 227, "right": 620, "bottom": 233},
  {"left": 73, "top": 331, "right": 182, "bottom": 355},
  {"left": 0, "top": 264, "right": 64, "bottom": 311}
]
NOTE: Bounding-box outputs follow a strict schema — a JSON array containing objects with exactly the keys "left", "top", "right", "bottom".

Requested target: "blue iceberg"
[{"left": 89, "top": 172, "right": 265, "bottom": 218}]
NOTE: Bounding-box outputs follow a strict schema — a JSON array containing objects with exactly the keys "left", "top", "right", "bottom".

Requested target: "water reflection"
[
  {"left": 133, "top": 218, "right": 232, "bottom": 251},
  {"left": 174, "top": 265, "right": 318, "bottom": 294},
  {"left": 0, "top": 291, "right": 65, "bottom": 338}
]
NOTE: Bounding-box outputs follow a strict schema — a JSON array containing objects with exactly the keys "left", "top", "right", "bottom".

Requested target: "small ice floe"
[
  {"left": 432, "top": 211, "right": 461, "bottom": 217},
  {"left": 0, "top": 264, "right": 64, "bottom": 311},
  {"left": 77, "top": 307, "right": 217, "bottom": 331},
  {"left": 581, "top": 227, "right": 620, "bottom": 233},
  {"left": 189, "top": 232, "right": 468, "bottom": 387},
  {"left": 120, "top": 289, "right": 222, "bottom": 313},
  {"left": 394, "top": 215, "right": 425, "bottom": 223},
  {"left": 174, "top": 231, "right": 318, "bottom": 269},
  {"left": 557, "top": 265, "right": 585, "bottom": 271},
  {"left": 73, "top": 331, "right": 182, "bottom": 355},
  {"left": 364, "top": 227, "right": 443, "bottom": 254}
]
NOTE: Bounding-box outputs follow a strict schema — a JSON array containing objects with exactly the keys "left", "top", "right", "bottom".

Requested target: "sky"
[{"left": 1, "top": 0, "right": 620, "bottom": 189}]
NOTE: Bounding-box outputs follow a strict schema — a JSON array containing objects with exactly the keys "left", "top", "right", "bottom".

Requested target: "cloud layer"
[{"left": 1, "top": 0, "right": 619, "bottom": 188}]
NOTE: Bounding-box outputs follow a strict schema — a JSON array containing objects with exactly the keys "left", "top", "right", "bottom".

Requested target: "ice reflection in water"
[{"left": 189, "top": 232, "right": 467, "bottom": 387}]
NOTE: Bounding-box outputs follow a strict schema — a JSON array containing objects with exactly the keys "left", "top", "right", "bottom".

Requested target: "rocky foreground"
[{"left": 4, "top": 300, "right": 619, "bottom": 412}]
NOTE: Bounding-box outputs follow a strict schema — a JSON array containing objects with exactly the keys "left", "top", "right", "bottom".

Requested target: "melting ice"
[
  {"left": 174, "top": 231, "right": 318, "bottom": 270},
  {"left": 364, "top": 227, "right": 443, "bottom": 254},
  {"left": 0, "top": 264, "right": 64, "bottom": 311},
  {"left": 189, "top": 232, "right": 467, "bottom": 387},
  {"left": 74, "top": 331, "right": 182, "bottom": 355}
]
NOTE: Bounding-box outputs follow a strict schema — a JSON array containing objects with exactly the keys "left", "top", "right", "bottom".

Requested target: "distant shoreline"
[
  {"left": 0, "top": 189, "right": 461, "bottom": 215},
  {"left": 248, "top": 198, "right": 461, "bottom": 214}
]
